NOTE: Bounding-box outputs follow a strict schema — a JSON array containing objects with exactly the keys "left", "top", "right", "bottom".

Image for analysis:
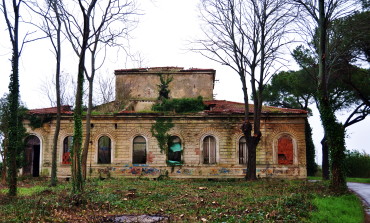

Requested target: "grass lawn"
[
  {"left": 308, "top": 176, "right": 370, "bottom": 184},
  {"left": 0, "top": 177, "right": 365, "bottom": 222}
]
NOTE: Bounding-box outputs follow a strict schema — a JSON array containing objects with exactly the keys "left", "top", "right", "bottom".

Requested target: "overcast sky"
[{"left": 0, "top": 0, "right": 369, "bottom": 164}]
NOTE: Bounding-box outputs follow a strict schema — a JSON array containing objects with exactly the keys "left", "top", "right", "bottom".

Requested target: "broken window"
[
  {"left": 98, "top": 136, "right": 111, "bottom": 164},
  {"left": 62, "top": 136, "right": 73, "bottom": 164},
  {"left": 133, "top": 136, "right": 146, "bottom": 164},
  {"left": 239, "top": 136, "right": 248, "bottom": 165},
  {"left": 203, "top": 135, "right": 216, "bottom": 164},
  {"left": 168, "top": 136, "right": 182, "bottom": 165},
  {"left": 278, "top": 135, "right": 293, "bottom": 165}
]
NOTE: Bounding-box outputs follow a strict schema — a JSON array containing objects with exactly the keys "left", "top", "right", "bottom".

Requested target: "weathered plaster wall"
[
  {"left": 115, "top": 68, "right": 215, "bottom": 102},
  {"left": 25, "top": 114, "right": 307, "bottom": 179}
]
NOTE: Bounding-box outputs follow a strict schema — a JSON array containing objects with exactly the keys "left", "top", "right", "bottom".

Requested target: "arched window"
[
  {"left": 168, "top": 136, "right": 182, "bottom": 165},
  {"left": 278, "top": 135, "right": 293, "bottom": 165},
  {"left": 62, "top": 136, "right": 73, "bottom": 164},
  {"left": 203, "top": 135, "right": 216, "bottom": 164},
  {"left": 133, "top": 136, "right": 146, "bottom": 164},
  {"left": 98, "top": 136, "right": 111, "bottom": 164},
  {"left": 239, "top": 136, "right": 248, "bottom": 165}
]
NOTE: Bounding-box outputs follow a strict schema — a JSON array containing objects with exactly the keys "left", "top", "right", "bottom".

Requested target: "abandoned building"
[{"left": 24, "top": 67, "right": 307, "bottom": 179}]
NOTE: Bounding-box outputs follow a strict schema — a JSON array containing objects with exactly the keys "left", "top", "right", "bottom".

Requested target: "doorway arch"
[{"left": 24, "top": 135, "right": 41, "bottom": 177}]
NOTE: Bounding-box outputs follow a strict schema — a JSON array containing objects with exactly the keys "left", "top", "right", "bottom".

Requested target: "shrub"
[
  {"left": 152, "top": 96, "right": 205, "bottom": 113},
  {"left": 345, "top": 150, "right": 370, "bottom": 178}
]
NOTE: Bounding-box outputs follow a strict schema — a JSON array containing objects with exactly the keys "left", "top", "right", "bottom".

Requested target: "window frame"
[
  {"left": 238, "top": 136, "right": 248, "bottom": 165},
  {"left": 97, "top": 135, "right": 112, "bottom": 164},
  {"left": 62, "top": 136, "right": 73, "bottom": 165},
  {"left": 132, "top": 135, "right": 148, "bottom": 164},
  {"left": 201, "top": 135, "right": 218, "bottom": 165},
  {"left": 167, "top": 135, "right": 183, "bottom": 164}
]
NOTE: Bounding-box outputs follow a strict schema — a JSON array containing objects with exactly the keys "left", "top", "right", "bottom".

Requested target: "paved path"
[{"left": 347, "top": 182, "right": 370, "bottom": 222}]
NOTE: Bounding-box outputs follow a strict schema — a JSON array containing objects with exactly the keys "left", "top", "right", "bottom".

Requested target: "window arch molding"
[
  {"left": 131, "top": 134, "right": 149, "bottom": 164},
  {"left": 200, "top": 134, "right": 219, "bottom": 165},
  {"left": 94, "top": 134, "right": 114, "bottom": 164},
  {"left": 272, "top": 132, "right": 298, "bottom": 165}
]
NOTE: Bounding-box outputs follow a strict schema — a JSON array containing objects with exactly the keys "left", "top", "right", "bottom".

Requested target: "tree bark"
[
  {"left": 1, "top": 137, "right": 7, "bottom": 184},
  {"left": 321, "top": 136, "right": 329, "bottom": 180},
  {"left": 317, "top": 0, "right": 346, "bottom": 192},
  {"left": 82, "top": 79, "right": 93, "bottom": 180},
  {"left": 3, "top": 0, "right": 21, "bottom": 196},
  {"left": 50, "top": 0, "right": 62, "bottom": 187}
]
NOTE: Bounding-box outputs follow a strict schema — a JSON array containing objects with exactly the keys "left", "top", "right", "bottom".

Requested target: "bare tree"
[
  {"left": 39, "top": 72, "right": 77, "bottom": 107},
  {"left": 62, "top": 0, "right": 137, "bottom": 180},
  {"left": 26, "top": 0, "right": 64, "bottom": 186},
  {"left": 195, "top": 0, "right": 294, "bottom": 180},
  {"left": 292, "top": 0, "right": 360, "bottom": 192},
  {"left": 95, "top": 72, "right": 115, "bottom": 105}
]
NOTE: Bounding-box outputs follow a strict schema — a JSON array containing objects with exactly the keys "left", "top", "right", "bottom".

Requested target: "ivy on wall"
[
  {"left": 150, "top": 118, "right": 174, "bottom": 154},
  {"left": 27, "top": 114, "right": 52, "bottom": 130}
]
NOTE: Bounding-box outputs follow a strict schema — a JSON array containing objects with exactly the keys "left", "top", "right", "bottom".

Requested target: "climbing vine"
[
  {"left": 27, "top": 114, "right": 53, "bottom": 130},
  {"left": 150, "top": 118, "right": 174, "bottom": 154},
  {"left": 157, "top": 74, "right": 173, "bottom": 101}
]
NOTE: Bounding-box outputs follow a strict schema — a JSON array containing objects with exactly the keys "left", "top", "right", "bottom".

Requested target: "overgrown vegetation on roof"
[
  {"left": 152, "top": 96, "right": 205, "bottom": 113},
  {"left": 27, "top": 114, "right": 53, "bottom": 129}
]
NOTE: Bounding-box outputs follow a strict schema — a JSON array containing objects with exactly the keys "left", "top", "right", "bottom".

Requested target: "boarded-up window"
[
  {"left": 98, "top": 136, "right": 111, "bottom": 164},
  {"left": 133, "top": 136, "right": 146, "bottom": 164},
  {"left": 62, "top": 136, "right": 73, "bottom": 164},
  {"left": 278, "top": 135, "right": 293, "bottom": 165},
  {"left": 239, "top": 136, "right": 248, "bottom": 165},
  {"left": 203, "top": 136, "right": 216, "bottom": 164}
]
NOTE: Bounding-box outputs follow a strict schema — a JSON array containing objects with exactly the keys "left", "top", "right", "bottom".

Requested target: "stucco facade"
[{"left": 24, "top": 67, "right": 307, "bottom": 179}]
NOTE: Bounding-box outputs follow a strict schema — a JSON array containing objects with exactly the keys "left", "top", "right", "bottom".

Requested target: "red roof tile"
[
  {"left": 28, "top": 106, "right": 73, "bottom": 115},
  {"left": 204, "top": 100, "right": 307, "bottom": 114}
]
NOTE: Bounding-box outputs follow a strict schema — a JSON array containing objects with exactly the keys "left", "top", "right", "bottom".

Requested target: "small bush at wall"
[
  {"left": 152, "top": 96, "right": 205, "bottom": 113},
  {"left": 27, "top": 114, "right": 52, "bottom": 129},
  {"left": 345, "top": 150, "right": 370, "bottom": 178}
]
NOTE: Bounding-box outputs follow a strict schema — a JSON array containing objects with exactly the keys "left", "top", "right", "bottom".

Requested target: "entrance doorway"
[{"left": 24, "top": 135, "right": 41, "bottom": 177}]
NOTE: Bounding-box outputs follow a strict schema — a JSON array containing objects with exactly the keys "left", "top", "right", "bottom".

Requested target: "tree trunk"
[
  {"left": 321, "top": 136, "right": 329, "bottom": 180},
  {"left": 71, "top": 0, "right": 98, "bottom": 193},
  {"left": 82, "top": 79, "right": 93, "bottom": 180},
  {"left": 242, "top": 121, "right": 261, "bottom": 181},
  {"left": 7, "top": 1, "right": 21, "bottom": 196},
  {"left": 50, "top": 1, "right": 62, "bottom": 187},
  {"left": 318, "top": 103, "right": 346, "bottom": 192},
  {"left": 318, "top": 0, "right": 346, "bottom": 193},
  {"left": 305, "top": 118, "right": 317, "bottom": 177},
  {"left": 1, "top": 137, "right": 7, "bottom": 184}
]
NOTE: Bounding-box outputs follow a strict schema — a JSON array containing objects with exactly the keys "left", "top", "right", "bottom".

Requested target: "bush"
[
  {"left": 152, "top": 96, "right": 205, "bottom": 113},
  {"left": 345, "top": 150, "right": 370, "bottom": 178}
]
